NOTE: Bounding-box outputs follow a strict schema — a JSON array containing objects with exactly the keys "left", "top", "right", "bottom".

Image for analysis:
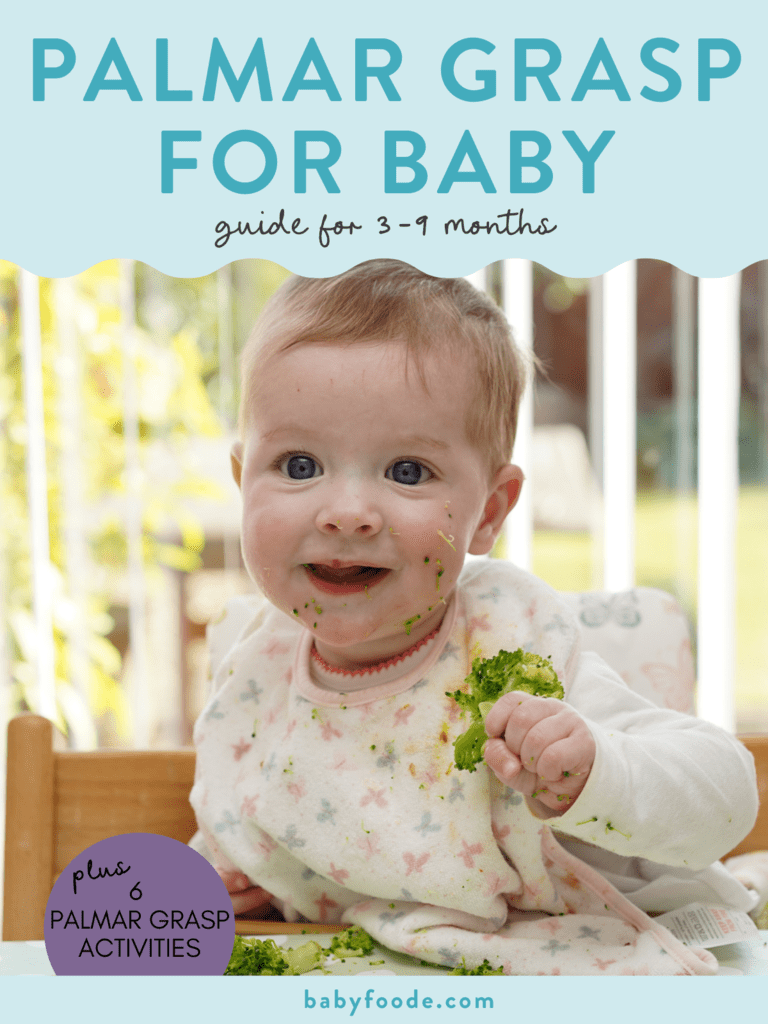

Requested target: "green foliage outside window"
[{"left": 0, "top": 260, "right": 233, "bottom": 745}]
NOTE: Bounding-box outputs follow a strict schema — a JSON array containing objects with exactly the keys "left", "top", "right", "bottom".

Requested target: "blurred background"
[{"left": 0, "top": 257, "right": 765, "bottom": 761}]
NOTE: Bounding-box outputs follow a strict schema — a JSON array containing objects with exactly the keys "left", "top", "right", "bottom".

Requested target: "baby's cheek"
[
  {"left": 245, "top": 505, "right": 289, "bottom": 550},
  {"left": 241, "top": 512, "right": 285, "bottom": 585}
]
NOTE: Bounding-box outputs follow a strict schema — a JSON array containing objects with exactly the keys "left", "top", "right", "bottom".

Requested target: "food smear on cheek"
[{"left": 435, "top": 560, "right": 444, "bottom": 591}]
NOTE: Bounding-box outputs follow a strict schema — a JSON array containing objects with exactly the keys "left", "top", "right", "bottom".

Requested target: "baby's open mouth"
[{"left": 305, "top": 564, "right": 390, "bottom": 594}]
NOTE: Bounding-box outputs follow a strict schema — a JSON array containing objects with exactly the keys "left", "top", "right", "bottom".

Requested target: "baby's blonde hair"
[{"left": 239, "top": 260, "right": 529, "bottom": 474}]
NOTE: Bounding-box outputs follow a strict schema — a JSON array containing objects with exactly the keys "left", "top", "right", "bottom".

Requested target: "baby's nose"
[{"left": 315, "top": 498, "right": 384, "bottom": 537}]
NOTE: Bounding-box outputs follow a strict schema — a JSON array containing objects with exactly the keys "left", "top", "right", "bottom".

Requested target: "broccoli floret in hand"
[{"left": 446, "top": 648, "right": 564, "bottom": 772}]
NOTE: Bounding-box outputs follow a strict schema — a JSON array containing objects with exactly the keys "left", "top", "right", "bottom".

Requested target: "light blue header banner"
[{"left": 1, "top": 0, "right": 765, "bottom": 278}]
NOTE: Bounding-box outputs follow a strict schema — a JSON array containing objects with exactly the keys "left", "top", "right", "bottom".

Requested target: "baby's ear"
[
  {"left": 469, "top": 465, "right": 524, "bottom": 555},
  {"left": 230, "top": 441, "right": 244, "bottom": 489}
]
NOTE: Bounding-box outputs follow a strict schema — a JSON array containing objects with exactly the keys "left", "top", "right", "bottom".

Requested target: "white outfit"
[{"left": 191, "top": 560, "right": 758, "bottom": 975}]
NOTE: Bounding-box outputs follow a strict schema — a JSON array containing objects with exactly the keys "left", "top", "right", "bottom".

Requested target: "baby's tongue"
[{"left": 311, "top": 564, "right": 381, "bottom": 583}]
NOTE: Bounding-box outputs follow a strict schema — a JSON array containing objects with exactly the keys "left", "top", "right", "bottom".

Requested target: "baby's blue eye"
[
  {"left": 283, "top": 455, "right": 321, "bottom": 480},
  {"left": 388, "top": 460, "right": 430, "bottom": 486}
]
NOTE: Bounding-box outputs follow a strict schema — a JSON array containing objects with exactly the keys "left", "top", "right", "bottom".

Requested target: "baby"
[{"left": 191, "top": 260, "right": 758, "bottom": 975}]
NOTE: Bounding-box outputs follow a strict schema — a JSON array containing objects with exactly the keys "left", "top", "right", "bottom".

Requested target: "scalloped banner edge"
[{"left": 3, "top": 249, "right": 765, "bottom": 281}]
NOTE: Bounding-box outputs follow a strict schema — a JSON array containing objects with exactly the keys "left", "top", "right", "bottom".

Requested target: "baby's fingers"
[
  {"left": 484, "top": 690, "right": 557, "bottom": 738},
  {"left": 216, "top": 869, "right": 273, "bottom": 916},
  {"left": 483, "top": 737, "right": 524, "bottom": 788},
  {"left": 533, "top": 732, "right": 595, "bottom": 785},
  {"left": 217, "top": 869, "right": 254, "bottom": 894},
  {"left": 230, "top": 886, "right": 273, "bottom": 916}
]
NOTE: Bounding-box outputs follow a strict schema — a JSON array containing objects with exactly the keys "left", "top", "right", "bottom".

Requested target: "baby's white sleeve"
[{"left": 549, "top": 651, "right": 758, "bottom": 871}]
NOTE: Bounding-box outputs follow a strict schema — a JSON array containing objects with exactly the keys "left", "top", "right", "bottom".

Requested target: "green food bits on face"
[
  {"left": 293, "top": 609, "right": 299, "bottom": 616},
  {"left": 424, "top": 556, "right": 430, "bottom": 563}
]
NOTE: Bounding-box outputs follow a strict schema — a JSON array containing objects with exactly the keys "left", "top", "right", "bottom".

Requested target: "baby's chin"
[
  {"left": 312, "top": 606, "right": 447, "bottom": 667},
  {"left": 309, "top": 619, "right": 390, "bottom": 652}
]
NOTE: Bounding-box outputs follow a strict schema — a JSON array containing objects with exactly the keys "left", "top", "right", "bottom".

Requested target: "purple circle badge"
[{"left": 45, "top": 833, "right": 234, "bottom": 975}]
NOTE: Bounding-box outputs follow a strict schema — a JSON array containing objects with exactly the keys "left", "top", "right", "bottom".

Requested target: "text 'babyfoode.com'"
[{"left": 303, "top": 987, "right": 496, "bottom": 1016}]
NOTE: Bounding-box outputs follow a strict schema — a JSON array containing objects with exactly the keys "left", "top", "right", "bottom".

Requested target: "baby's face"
[{"left": 232, "top": 342, "right": 521, "bottom": 670}]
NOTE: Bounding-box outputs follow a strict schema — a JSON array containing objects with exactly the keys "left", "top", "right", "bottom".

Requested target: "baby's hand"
[
  {"left": 483, "top": 691, "right": 595, "bottom": 812},
  {"left": 217, "top": 869, "right": 274, "bottom": 917}
]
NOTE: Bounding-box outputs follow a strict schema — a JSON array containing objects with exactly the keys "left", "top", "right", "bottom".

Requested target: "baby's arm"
[{"left": 486, "top": 651, "right": 758, "bottom": 869}]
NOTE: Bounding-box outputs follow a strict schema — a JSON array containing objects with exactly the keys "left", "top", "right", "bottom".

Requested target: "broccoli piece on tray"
[
  {"left": 448, "top": 958, "right": 505, "bottom": 975},
  {"left": 328, "top": 925, "right": 375, "bottom": 958},
  {"left": 446, "top": 648, "right": 564, "bottom": 772},
  {"left": 225, "top": 936, "right": 295, "bottom": 975},
  {"left": 224, "top": 927, "right": 375, "bottom": 975},
  {"left": 225, "top": 935, "right": 324, "bottom": 976},
  {"left": 283, "top": 940, "right": 325, "bottom": 974}
]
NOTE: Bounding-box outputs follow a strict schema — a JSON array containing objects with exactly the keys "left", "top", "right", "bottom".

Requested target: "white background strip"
[
  {"left": 602, "top": 262, "right": 637, "bottom": 592},
  {"left": 697, "top": 274, "right": 740, "bottom": 730},
  {"left": 502, "top": 259, "right": 533, "bottom": 571},
  {"left": 119, "top": 260, "right": 151, "bottom": 747},
  {"left": 19, "top": 270, "right": 57, "bottom": 720}
]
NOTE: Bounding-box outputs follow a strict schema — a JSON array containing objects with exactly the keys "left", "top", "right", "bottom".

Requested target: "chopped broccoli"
[
  {"left": 224, "top": 927, "right": 375, "bottom": 975},
  {"left": 328, "top": 925, "right": 375, "bottom": 958},
  {"left": 283, "top": 940, "right": 325, "bottom": 974},
  {"left": 448, "top": 958, "right": 505, "bottom": 975},
  {"left": 225, "top": 936, "right": 296, "bottom": 976},
  {"left": 446, "top": 648, "right": 564, "bottom": 772},
  {"left": 225, "top": 936, "right": 324, "bottom": 976}
]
